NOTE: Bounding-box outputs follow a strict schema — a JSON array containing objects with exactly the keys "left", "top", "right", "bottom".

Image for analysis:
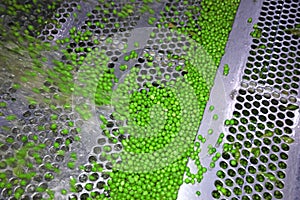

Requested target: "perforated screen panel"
[{"left": 0, "top": 0, "right": 299, "bottom": 200}]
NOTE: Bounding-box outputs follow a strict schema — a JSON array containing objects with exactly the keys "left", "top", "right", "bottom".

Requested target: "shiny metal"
[{"left": 0, "top": 0, "right": 299, "bottom": 199}]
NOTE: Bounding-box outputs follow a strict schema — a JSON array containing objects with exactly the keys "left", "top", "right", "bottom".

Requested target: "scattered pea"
[
  {"left": 281, "top": 135, "right": 295, "bottom": 144},
  {"left": 213, "top": 114, "right": 218, "bottom": 120},
  {"left": 223, "top": 64, "right": 230, "bottom": 76},
  {"left": 61, "top": 189, "right": 67, "bottom": 195}
]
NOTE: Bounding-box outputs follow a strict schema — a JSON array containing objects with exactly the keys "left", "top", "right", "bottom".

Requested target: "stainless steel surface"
[
  {"left": 178, "top": 0, "right": 265, "bottom": 199},
  {"left": 0, "top": 0, "right": 299, "bottom": 199},
  {"left": 179, "top": 0, "right": 300, "bottom": 199}
]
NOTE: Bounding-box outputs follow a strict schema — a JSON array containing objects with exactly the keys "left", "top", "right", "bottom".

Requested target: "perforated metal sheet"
[
  {"left": 181, "top": 0, "right": 300, "bottom": 200},
  {"left": 0, "top": 0, "right": 299, "bottom": 200}
]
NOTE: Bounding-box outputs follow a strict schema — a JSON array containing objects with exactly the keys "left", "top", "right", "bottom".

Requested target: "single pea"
[
  {"left": 50, "top": 123, "right": 57, "bottom": 130},
  {"left": 119, "top": 64, "right": 128, "bottom": 71},
  {"left": 281, "top": 135, "right": 294, "bottom": 144},
  {"left": 213, "top": 114, "right": 218, "bottom": 120},
  {"left": 61, "top": 129, "right": 69, "bottom": 135},
  {"left": 5, "top": 115, "right": 17, "bottom": 121},
  {"left": 61, "top": 189, "right": 67, "bottom": 195},
  {"left": 124, "top": 56, "right": 130, "bottom": 61},
  {"left": 224, "top": 120, "right": 230, "bottom": 125},
  {"left": 21, "top": 136, "right": 28, "bottom": 142},
  {"left": 230, "top": 160, "right": 237, "bottom": 167},
  {"left": 150, "top": 32, "right": 156, "bottom": 38},
  {"left": 165, "top": 74, "right": 171, "bottom": 80},
  {"left": 134, "top": 42, "right": 139, "bottom": 47}
]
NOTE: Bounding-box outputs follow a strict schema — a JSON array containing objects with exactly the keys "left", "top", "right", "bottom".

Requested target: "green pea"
[
  {"left": 251, "top": 147, "right": 260, "bottom": 158},
  {"left": 280, "top": 135, "right": 295, "bottom": 144},
  {"left": 262, "top": 130, "right": 274, "bottom": 138},
  {"left": 283, "top": 104, "right": 299, "bottom": 111},
  {"left": 124, "top": 56, "right": 130, "bottom": 61},
  {"left": 223, "top": 64, "right": 230, "bottom": 76},
  {"left": 5, "top": 115, "right": 17, "bottom": 121},
  {"left": 61, "top": 189, "right": 67, "bottom": 195},
  {"left": 213, "top": 114, "right": 218, "bottom": 120},
  {"left": 0, "top": 102, "right": 7, "bottom": 107},
  {"left": 119, "top": 64, "right": 128, "bottom": 71}
]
